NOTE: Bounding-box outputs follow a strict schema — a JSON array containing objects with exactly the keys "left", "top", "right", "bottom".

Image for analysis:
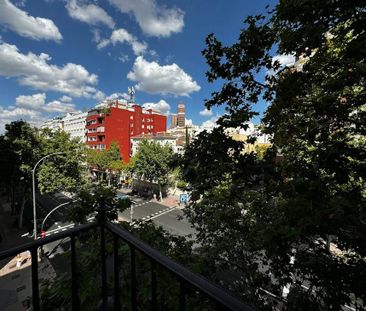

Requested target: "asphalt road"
[{"left": 119, "top": 201, "right": 196, "bottom": 237}]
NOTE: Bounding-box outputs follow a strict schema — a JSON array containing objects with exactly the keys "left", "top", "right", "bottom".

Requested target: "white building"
[
  {"left": 62, "top": 112, "right": 88, "bottom": 142},
  {"left": 40, "top": 117, "right": 63, "bottom": 131},
  {"left": 40, "top": 111, "right": 87, "bottom": 142},
  {"left": 130, "top": 133, "right": 184, "bottom": 156}
]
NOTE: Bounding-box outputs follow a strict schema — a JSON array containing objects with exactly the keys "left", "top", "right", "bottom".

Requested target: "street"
[{"left": 119, "top": 200, "right": 196, "bottom": 237}]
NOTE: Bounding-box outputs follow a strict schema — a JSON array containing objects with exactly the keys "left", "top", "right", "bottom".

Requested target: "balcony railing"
[{"left": 0, "top": 213, "right": 252, "bottom": 311}]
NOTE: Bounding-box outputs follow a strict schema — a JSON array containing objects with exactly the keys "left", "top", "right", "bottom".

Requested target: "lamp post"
[
  {"left": 40, "top": 200, "right": 76, "bottom": 235},
  {"left": 32, "top": 152, "right": 65, "bottom": 240}
]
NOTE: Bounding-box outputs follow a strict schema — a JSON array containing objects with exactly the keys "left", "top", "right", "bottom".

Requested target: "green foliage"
[
  {"left": 182, "top": 0, "right": 366, "bottom": 309},
  {"left": 70, "top": 183, "right": 131, "bottom": 223},
  {"left": 132, "top": 140, "right": 173, "bottom": 186},
  {"left": 37, "top": 129, "right": 86, "bottom": 194},
  {"left": 86, "top": 141, "right": 124, "bottom": 174},
  {"left": 41, "top": 221, "right": 195, "bottom": 310}
]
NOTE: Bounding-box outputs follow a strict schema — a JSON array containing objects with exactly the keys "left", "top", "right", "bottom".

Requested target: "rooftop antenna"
[{"left": 128, "top": 86, "right": 135, "bottom": 104}]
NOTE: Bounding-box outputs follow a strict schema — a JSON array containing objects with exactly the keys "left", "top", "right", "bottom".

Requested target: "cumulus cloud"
[
  {"left": 59, "top": 95, "right": 72, "bottom": 103},
  {"left": 105, "top": 92, "right": 130, "bottom": 100},
  {"left": 15, "top": 93, "right": 76, "bottom": 113},
  {"left": 97, "top": 28, "right": 147, "bottom": 56},
  {"left": 0, "top": 92, "right": 77, "bottom": 132},
  {"left": 142, "top": 99, "right": 170, "bottom": 115},
  {"left": 0, "top": 0, "right": 62, "bottom": 41},
  {"left": 201, "top": 116, "right": 219, "bottom": 129},
  {"left": 199, "top": 108, "right": 213, "bottom": 117},
  {"left": 0, "top": 42, "right": 101, "bottom": 98},
  {"left": 66, "top": 0, "right": 115, "bottom": 29},
  {"left": 127, "top": 56, "right": 200, "bottom": 96},
  {"left": 272, "top": 54, "right": 296, "bottom": 67},
  {"left": 108, "top": 0, "right": 184, "bottom": 37}
]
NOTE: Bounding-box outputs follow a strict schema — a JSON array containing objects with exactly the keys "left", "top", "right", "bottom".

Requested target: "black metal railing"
[{"left": 0, "top": 219, "right": 252, "bottom": 311}]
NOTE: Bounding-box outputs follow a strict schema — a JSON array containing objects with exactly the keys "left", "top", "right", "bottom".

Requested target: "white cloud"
[
  {"left": 199, "top": 108, "right": 212, "bottom": 117},
  {"left": 0, "top": 42, "right": 101, "bottom": 98},
  {"left": 15, "top": 93, "right": 76, "bottom": 113},
  {"left": 66, "top": 0, "right": 115, "bottom": 29},
  {"left": 105, "top": 92, "right": 129, "bottom": 100},
  {"left": 118, "top": 53, "right": 130, "bottom": 63},
  {"left": 59, "top": 95, "right": 72, "bottom": 103},
  {"left": 272, "top": 54, "right": 296, "bottom": 68},
  {"left": 16, "top": 93, "right": 46, "bottom": 110},
  {"left": 97, "top": 28, "right": 147, "bottom": 56},
  {"left": 142, "top": 99, "right": 170, "bottom": 115},
  {"left": 0, "top": 92, "right": 78, "bottom": 133},
  {"left": 44, "top": 100, "right": 75, "bottom": 113},
  {"left": 108, "top": 0, "right": 184, "bottom": 37},
  {"left": 93, "top": 90, "right": 106, "bottom": 101},
  {"left": 127, "top": 56, "right": 200, "bottom": 96},
  {"left": 0, "top": 0, "right": 62, "bottom": 42},
  {"left": 201, "top": 116, "right": 219, "bottom": 129}
]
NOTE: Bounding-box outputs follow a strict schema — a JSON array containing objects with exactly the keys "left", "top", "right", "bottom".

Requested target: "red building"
[{"left": 85, "top": 100, "right": 167, "bottom": 162}]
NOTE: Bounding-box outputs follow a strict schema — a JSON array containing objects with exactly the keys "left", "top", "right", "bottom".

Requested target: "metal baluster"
[
  {"left": 130, "top": 246, "right": 137, "bottom": 311},
  {"left": 113, "top": 235, "right": 121, "bottom": 311},
  {"left": 179, "top": 280, "right": 186, "bottom": 311},
  {"left": 31, "top": 248, "right": 40, "bottom": 311},
  {"left": 71, "top": 234, "right": 79, "bottom": 310},
  {"left": 151, "top": 261, "right": 157, "bottom": 311},
  {"left": 100, "top": 226, "right": 107, "bottom": 310}
]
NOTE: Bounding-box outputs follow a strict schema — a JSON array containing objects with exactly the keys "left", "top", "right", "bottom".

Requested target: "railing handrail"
[
  {"left": 0, "top": 220, "right": 253, "bottom": 311},
  {"left": 0, "top": 222, "right": 97, "bottom": 261},
  {"left": 103, "top": 221, "right": 252, "bottom": 311}
]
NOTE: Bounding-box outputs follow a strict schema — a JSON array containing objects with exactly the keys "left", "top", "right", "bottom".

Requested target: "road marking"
[{"left": 144, "top": 207, "right": 176, "bottom": 221}]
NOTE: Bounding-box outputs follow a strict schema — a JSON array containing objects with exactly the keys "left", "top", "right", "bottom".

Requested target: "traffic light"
[{"left": 41, "top": 230, "right": 46, "bottom": 238}]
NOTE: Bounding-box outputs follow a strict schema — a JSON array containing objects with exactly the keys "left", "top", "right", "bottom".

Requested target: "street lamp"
[
  {"left": 32, "top": 152, "right": 65, "bottom": 240},
  {"left": 40, "top": 200, "right": 76, "bottom": 235}
]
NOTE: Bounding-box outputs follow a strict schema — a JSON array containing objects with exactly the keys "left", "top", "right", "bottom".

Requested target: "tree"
[
  {"left": 0, "top": 121, "right": 86, "bottom": 229},
  {"left": 86, "top": 141, "right": 124, "bottom": 184},
  {"left": 182, "top": 1, "right": 366, "bottom": 309},
  {"left": 132, "top": 140, "right": 173, "bottom": 199}
]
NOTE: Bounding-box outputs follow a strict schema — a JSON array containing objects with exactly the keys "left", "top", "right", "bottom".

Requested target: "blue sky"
[{"left": 0, "top": 0, "right": 280, "bottom": 131}]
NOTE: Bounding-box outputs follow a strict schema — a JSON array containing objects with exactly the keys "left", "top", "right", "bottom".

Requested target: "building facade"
[
  {"left": 62, "top": 112, "right": 88, "bottom": 142},
  {"left": 177, "top": 103, "right": 185, "bottom": 127},
  {"left": 85, "top": 100, "right": 167, "bottom": 161},
  {"left": 130, "top": 132, "right": 184, "bottom": 156},
  {"left": 40, "top": 117, "right": 63, "bottom": 131},
  {"left": 170, "top": 113, "right": 178, "bottom": 129}
]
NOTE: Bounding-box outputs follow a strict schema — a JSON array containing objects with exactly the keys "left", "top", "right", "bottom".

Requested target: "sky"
[{"left": 0, "top": 0, "right": 284, "bottom": 131}]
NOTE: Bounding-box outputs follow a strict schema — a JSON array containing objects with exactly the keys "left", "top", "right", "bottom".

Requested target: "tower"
[{"left": 177, "top": 103, "right": 185, "bottom": 127}]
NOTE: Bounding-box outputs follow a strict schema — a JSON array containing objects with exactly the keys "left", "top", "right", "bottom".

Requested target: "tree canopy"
[
  {"left": 182, "top": 0, "right": 366, "bottom": 309},
  {"left": 132, "top": 140, "right": 173, "bottom": 186},
  {"left": 0, "top": 121, "right": 86, "bottom": 228}
]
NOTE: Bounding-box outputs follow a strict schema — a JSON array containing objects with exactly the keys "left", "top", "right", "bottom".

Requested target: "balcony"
[{"left": 0, "top": 211, "right": 251, "bottom": 310}]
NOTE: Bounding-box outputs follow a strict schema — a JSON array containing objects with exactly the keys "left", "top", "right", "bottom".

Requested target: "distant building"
[
  {"left": 130, "top": 132, "right": 184, "bottom": 156},
  {"left": 170, "top": 113, "right": 178, "bottom": 129},
  {"left": 86, "top": 100, "right": 167, "bottom": 161},
  {"left": 62, "top": 112, "right": 88, "bottom": 142},
  {"left": 177, "top": 103, "right": 185, "bottom": 127},
  {"left": 40, "top": 117, "right": 63, "bottom": 131}
]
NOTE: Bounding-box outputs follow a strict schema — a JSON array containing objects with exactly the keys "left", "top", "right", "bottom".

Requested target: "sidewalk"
[
  {"left": 0, "top": 196, "right": 29, "bottom": 253},
  {"left": 160, "top": 195, "right": 179, "bottom": 208},
  {"left": 0, "top": 252, "right": 55, "bottom": 311},
  {"left": 0, "top": 195, "right": 56, "bottom": 310}
]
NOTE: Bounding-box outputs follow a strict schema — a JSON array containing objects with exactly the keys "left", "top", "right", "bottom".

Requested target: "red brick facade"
[{"left": 85, "top": 101, "right": 167, "bottom": 162}]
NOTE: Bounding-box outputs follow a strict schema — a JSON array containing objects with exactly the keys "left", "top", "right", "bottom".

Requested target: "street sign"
[{"left": 180, "top": 193, "right": 188, "bottom": 204}]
